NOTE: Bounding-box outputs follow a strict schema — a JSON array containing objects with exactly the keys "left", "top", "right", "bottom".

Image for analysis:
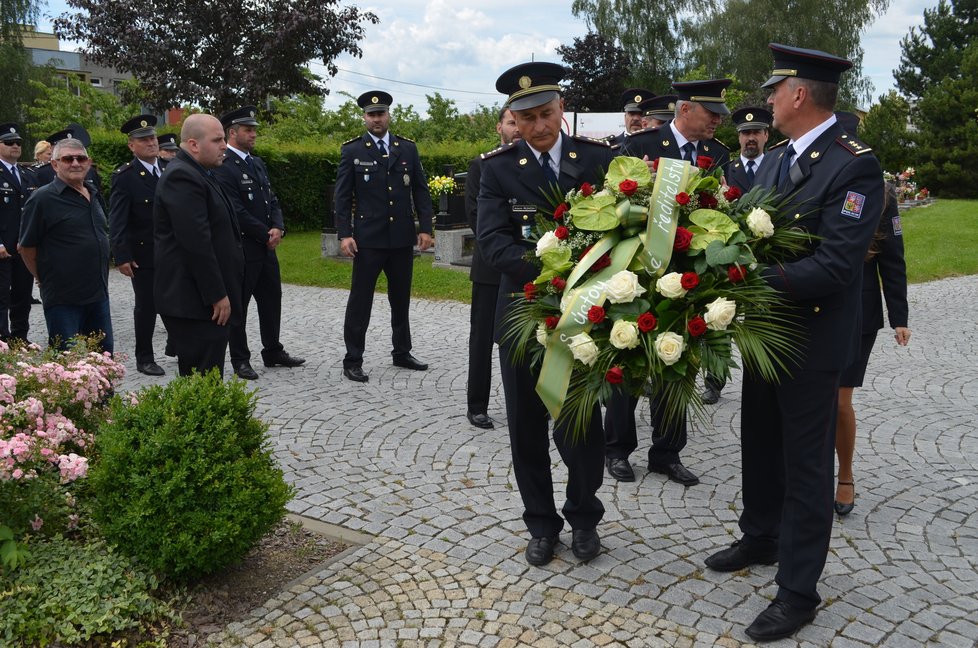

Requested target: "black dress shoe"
[
  {"left": 525, "top": 535, "right": 558, "bottom": 566},
  {"left": 467, "top": 412, "right": 494, "bottom": 429},
  {"left": 701, "top": 384, "right": 721, "bottom": 405},
  {"left": 343, "top": 367, "right": 369, "bottom": 383},
  {"left": 705, "top": 539, "right": 778, "bottom": 572},
  {"left": 136, "top": 361, "right": 165, "bottom": 376},
  {"left": 605, "top": 457, "right": 635, "bottom": 482},
  {"left": 834, "top": 480, "right": 855, "bottom": 516},
  {"left": 745, "top": 600, "right": 816, "bottom": 642},
  {"left": 392, "top": 354, "right": 428, "bottom": 370},
  {"left": 571, "top": 528, "right": 601, "bottom": 561},
  {"left": 233, "top": 363, "right": 259, "bottom": 380},
  {"left": 649, "top": 461, "right": 700, "bottom": 486},
  {"left": 262, "top": 351, "right": 306, "bottom": 368}
]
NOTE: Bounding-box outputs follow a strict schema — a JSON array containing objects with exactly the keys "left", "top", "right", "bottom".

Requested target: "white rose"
[
  {"left": 535, "top": 231, "right": 561, "bottom": 257},
  {"left": 609, "top": 320, "right": 640, "bottom": 350},
  {"left": 704, "top": 297, "right": 737, "bottom": 331},
  {"left": 536, "top": 323, "right": 549, "bottom": 347},
  {"left": 656, "top": 272, "right": 687, "bottom": 299},
  {"left": 746, "top": 207, "right": 775, "bottom": 238},
  {"left": 567, "top": 332, "right": 599, "bottom": 366},
  {"left": 654, "top": 331, "right": 685, "bottom": 366},
  {"left": 604, "top": 270, "right": 647, "bottom": 304}
]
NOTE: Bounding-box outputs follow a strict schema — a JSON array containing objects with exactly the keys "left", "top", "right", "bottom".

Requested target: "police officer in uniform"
[
  {"left": 704, "top": 44, "right": 883, "bottom": 641},
  {"left": 638, "top": 94, "right": 678, "bottom": 128},
  {"left": 727, "top": 106, "right": 772, "bottom": 194},
  {"left": 157, "top": 133, "right": 179, "bottom": 161},
  {"left": 478, "top": 62, "right": 613, "bottom": 566},
  {"left": 607, "top": 88, "right": 654, "bottom": 147},
  {"left": 0, "top": 123, "right": 39, "bottom": 342},
  {"left": 335, "top": 91, "right": 434, "bottom": 383},
  {"left": 621, "top": 79, "right": 731, "bottom": 174},
  {"left": 109, "top": 114, "right": 167, "bottom": 375},
  {"left": 214, "top": 106, "right": 304, "bottom": 380}
]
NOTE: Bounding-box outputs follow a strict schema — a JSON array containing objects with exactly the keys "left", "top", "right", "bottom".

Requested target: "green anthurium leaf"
[
  {"left": 688, "top": 208, "right": 740, "bottom": 250},
  {"left": 605, "top": 156, "right": 652, "bottom": 188},
  {"left": 705, "top": 239, "right": 743, "bottom": 265},
  {"left": 570, "top": 194, "right": 620, "bottom": 231},
  {"left": 539, "top": 246, "right": 573, "bottom": 273}
]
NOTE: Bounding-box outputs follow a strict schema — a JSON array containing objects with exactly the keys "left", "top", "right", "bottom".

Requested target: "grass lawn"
[
  {"left": 900, "top": 199, "right": 978, "bottom": 283},
  {"left": 277, "top": 199, "right": 977, "bottom": 303},
  {"left": 276, "top": 231, "right": 473, "bottom": 303}
]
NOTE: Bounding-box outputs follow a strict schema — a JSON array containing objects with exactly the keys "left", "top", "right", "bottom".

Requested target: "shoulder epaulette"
[
  {"left": 32, "top": 161, "right": 51, "bottom": 170},
  {"left": 481, "top": 142, "right": 518, "bottom": 160},
  {"left": 112, "top": 160, "right": 134, "bottom": 175},
  {"left": 836, "top": 135, "right": 873, "bottom": 156},
  {"left": 768, "top": 138, "right": 789, "bottom": 151},
  {"left": 341, "top": 136, "right": 360, "bottom": 146},
  {"left": 393, "top": 133, "right": 415, "bottom": 143},
  {"left": 628, "top": 125, "right": 661, "bottom": 137},
  {"left": 571, "top": 134, "right": 611, "bottom": 147},
  {"left": 712, "top": 138, "right": 729, "bottom": 151}
]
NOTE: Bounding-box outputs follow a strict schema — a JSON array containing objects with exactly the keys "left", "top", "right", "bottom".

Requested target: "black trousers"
[
  {"left": 343, "top": 246, "right": 413, "bottom": 369},
  {"left": 498, "top": 342, "right": 605, "bottom": 538},
  {"left": 466, "top": 280, "right": 498, "bottom": 414},
  {"left": 130, "top": 265, "right": 161, "bottom": 363},
  {"left": 230, "top": 250, "right": 284, "bottom": 366},
  {"left": 739, "top": 367, "right": 840, "bottom": 610},
  {"left": 161, "top": 315, "right": 229, "bottom": 378},
  {"left": 0, "top": 254, "right": 34, "bottom": 341},
  {"left": 603, "top": 390, "right": 688, "bottom": 466}
]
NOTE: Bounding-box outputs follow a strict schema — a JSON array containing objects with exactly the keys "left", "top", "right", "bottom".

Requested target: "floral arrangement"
[
  {"left": 0, "top": 338, "right": 125, "bottom": 541},
  {"left": 503, "top": 155, "right": 812, "bottom": 435},
  {"left": 428, "top": 175, "right": 457, "bottom": 201}
]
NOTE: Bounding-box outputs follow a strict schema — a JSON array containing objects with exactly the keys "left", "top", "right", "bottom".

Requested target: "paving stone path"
[{"left": 39, "top": 271, "right": 977, "bottom": 647}]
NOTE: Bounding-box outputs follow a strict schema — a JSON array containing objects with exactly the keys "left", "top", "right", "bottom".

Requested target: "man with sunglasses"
[
  {"left": 19, "top": 138, "right": 113, "bottom": 353},
  {"left": 0, "top": 124, "right": 40, "bottom": 343}
]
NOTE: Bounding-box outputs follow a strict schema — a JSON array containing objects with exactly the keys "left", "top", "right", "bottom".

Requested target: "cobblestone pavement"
[{"left": 38, "top": 271, "right": 977, "bottom": 647}]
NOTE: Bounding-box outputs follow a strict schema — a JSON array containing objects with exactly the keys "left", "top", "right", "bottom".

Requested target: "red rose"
[
  {"left": 553, "top": 203, "right": 569, "bottom": 220},
  {"left": 545, "top": 315, "right": 560, "bottom": 329},
  {"left": 673, "top": 226, "right": 693, "bottom": 252},
  {"left": 687, "top": 316, "right": 707, "bottom": 337},
  {"left": 619, "top": 179, "right": 639, "bottom": 196},
  {"left": 637, "top": 312, "right": 657, "bottom": 333},
  {"left": 550, "top": 276, "right": 566, "bottom": 291},
  {"left": 524, "top": 282, "right": 537, "bottom": 300},
  {"left": 554, "top": 225, "right": 569, "bottom": 240},
  {"left": 591, "top": 253, "right": 611, "bottom": 272},
  {"left": 652, "top": 158, "right": 660, "bottom": 171},
  {"left": 676, "top": 192, "right": 690, "bottom": 206},
  {"left": 580, "top": 182, "right": 594, "bottom": 197},
  {"left": 605, "top": 366, "right": 624, "bottom": 384},
  {"left": 681, "top": 271, "right": 700, "bottom": 290},
  {"left": 698, "top": 192, "right": 718, "bottom": 209},
  {"left": 727, "top": 265, "right": 746, "bottom": 283},
  {"left": 724, "top": 186, "right": 742, "bottom": 201},
  {"left": 587, "top": 305, "right": 606, "bottom": 324},
  {"left": 696, "top": 156, "right": 713, "bottom": 170}
]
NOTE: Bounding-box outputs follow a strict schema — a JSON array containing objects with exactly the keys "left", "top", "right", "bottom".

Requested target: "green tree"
[
  {"left": 895, "top": 0, "right": 978, "bottom": 103},
  {"left": 27, "top": 71, "right": 139, "bottom": 135},
  {"left": 557, "top": 32, "right": 632, "bottom": 112},
  {"left": 0, "top": 0, "right": 41, "bottom": 123},
  {"left": 859, "top": 90, "right": 913, "bottom": 173}
]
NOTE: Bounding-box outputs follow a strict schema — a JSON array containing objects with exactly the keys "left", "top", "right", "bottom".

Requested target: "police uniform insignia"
[
  {"left": 519, "top": 158, "right": 527, "bottom": 165},
  {"left": 841, "top": 191, "right": 866, "bottom": 219},
  {"left": 140, "top": 120, "right": 147, "bottom": 127},
  {"left": 810, "top": 151, "right": 819, "bottom": 159},
  {"left": 342, "top": 136, "right": 359, "bottom": 146},
  {"left": 6, "top": 127, "right": 13, "bottom": 134},
  {"left": 569, "top": 151, "right": 577, "bottom": 159},
  {"left": 703, "top": 145, "right": 710, "bottom": 152},
  {"left": 353, "top": 158, "right": 359, "bottom": 165},
  {"left": 745, "top": 112, "right": 754, "bottom": 121},
  {"left": 404, "top": 174, "right": 410, "bottom": 185},
  {"left": 242, "top": 173, "right": 249, "bottom": 179},
  {"left": 892, "top": 215, "right": 903, "bottom": 235},
  {"left": 372, "top": 96, "right": 379, "bottom": 104},
  {"left": 662, "top": 140, "right": 669, "bottom": 146},
  {"left": 249, "top": 110, "right": 255, "bottom": 118},
  {"left": 393, "top": 141, "right": 399, "bottom": 146},
  {"left": 668, "top": 102, "right": 675, "bottom": 111},
  {"left": 519, "top": 76, "right": 532, "bottom": 89},
  {"left": 139, "top": 170, "right": 146, "bottom": 176}
]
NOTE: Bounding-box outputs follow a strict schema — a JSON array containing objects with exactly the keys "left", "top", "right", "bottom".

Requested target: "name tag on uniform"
[{"left": 513, "top": 203, "right": 536, "bottom": 239}]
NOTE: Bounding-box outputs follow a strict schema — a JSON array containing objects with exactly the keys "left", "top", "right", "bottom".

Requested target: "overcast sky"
[{"left": 38, "top": 0, "right": 932, "bottom": 113}]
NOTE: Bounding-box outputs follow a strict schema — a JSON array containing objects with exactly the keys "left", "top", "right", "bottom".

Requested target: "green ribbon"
[{"left": 640, "top": 157, "right": 694, "bottom": 276}]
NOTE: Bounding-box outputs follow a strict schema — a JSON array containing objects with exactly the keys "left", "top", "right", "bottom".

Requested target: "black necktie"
[
  {"left": 539, "top": 151, "right": 558, "bottom": 184},
  {"left": 8, "top": 164, "right": 20, "bottom": 188},
  {"left": 682, "top": 142, "right": 696, "bottom": 162},
  {"left": 244, "top": 155, "right": 255, "bottom": 171},
  {"left": 778, "top": 145, "right": 796, "bottom": 188},
  {"left": 746, "top": 160, "right": 756, "bottom": 185},
  {"left": 152, "top": 165, "right": 160, "bottom": 178}
]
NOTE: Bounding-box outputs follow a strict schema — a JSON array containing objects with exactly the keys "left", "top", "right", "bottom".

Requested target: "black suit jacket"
[
  {"left": 333, "top": 133, "right": 434, "bottom": 248},
  {"left": 619, "top": 124, "right": 730, "bottom": 173},
  {"left": 754, "top": 122, "right": 884, "bottom": 371},
  {"left": 726, "top": 153, "right": 766, "bottom": 193},
  {"left": 477, "top": 134, "right": 615, "bottom": 342},
  {"left": 108, "top": 157, "right": 165, "bottom": 268},
  {"left": 153, "top": 150, "right": 244, "bottom": 324},
  {"left": 213, "top": 151, "right": 285, "bottom": 262},
  {"left": 465, "top": 156, "right": 500, "bottom": 286},
  {"left": 863, "top": 183, "right": 908, "bottom": 333},
  {"left": 0, "top": 164, "right": 39, "bottom": 251}
]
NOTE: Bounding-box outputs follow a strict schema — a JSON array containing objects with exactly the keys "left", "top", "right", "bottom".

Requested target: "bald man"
[{"left": 153, "top": 114, "right": 244, "bottom": 377}]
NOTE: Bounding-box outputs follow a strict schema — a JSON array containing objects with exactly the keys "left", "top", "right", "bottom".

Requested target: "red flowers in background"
[
  {"left": 524, "top": 282, "right": 537, "bottom": 300},
  {"left": 554, "top": 225, "right": 569, "bottom": 240},
  {"left": 674, "top": 226, "right": 693, "bottom": 252},
  {"left": 553, "top": 203, "right": 569, "bottom": 220}
]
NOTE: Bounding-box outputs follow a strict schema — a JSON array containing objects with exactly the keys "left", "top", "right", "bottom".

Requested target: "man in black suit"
[
  {"left": 334, "top": 91, "right": 434, "bottom": 383},
  {"left": 607, "top": 88, "right": 654, "bottom": 147},
  {"left": 622, "top": 79, "right": 731, "bottom": 174},
  {"left": 153, "top": 114, "right": 244, "bottom": 377},
  {"left": 109, "top": 114, "right": 167, "bottom": 376},
  {"left": 214, "top": 106, "right": 304, "bottom": 380},
  {"left": 465, "top": 107, "right": 520, "bottom": 430},
  {"left": 478, "top": 62, "right": 614, "bottom": 567},
  {"left": 0, "top": 124, "right": 39, "bottom": 342},
  {"left": 704, "top": 44, "right": 884, "bottom": 642}
]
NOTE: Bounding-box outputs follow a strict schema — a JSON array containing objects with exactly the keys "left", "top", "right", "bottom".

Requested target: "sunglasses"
[
  {"left": 1, "top": 140, "right": 22, "bottom": 146},
  {"left": 57, "top": 155, "right": 90, "bottom": 164}
]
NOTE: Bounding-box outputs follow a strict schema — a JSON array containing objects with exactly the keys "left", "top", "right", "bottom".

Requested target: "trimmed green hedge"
[{"left": 85, "top": 129, "right": 490, "bottom": 232}]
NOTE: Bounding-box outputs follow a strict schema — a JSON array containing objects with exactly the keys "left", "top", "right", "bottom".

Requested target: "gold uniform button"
[
  {"left": 813, "top": 306, "right": 820, "bottom": 313},
  {"left": 794, "top": 213, "right": 801, "bottom": 219},
  {"left": 522, "top": 214, "right": 529, "bottom": 221},
  {"left": 389, "top": 201, "right": 394, "bottom": 206},
  {"left": 389, "top": 217, "right": 394, "bottom": 222}
]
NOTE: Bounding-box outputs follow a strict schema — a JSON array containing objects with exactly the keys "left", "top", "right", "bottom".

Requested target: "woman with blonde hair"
[{"left": 33, "top": 140, "right": 52, "bottom": 164}]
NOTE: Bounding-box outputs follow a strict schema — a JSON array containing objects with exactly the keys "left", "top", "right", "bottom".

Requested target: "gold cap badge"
[
  {"left": 519, "top": 76, "right": 532, "bottom": 89},
  {"left": 745, "top": 112, "right": 754, "bottom": 121}
]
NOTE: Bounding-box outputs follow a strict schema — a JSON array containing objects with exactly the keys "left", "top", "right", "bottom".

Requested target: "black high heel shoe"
[{"left": 834, "top": 480, "right": 855, "bottom": 516}]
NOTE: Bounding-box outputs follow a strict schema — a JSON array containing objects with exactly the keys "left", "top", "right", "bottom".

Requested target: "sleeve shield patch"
[{"left": 841, "top": 191, "right": 866, "bottom": 219}]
